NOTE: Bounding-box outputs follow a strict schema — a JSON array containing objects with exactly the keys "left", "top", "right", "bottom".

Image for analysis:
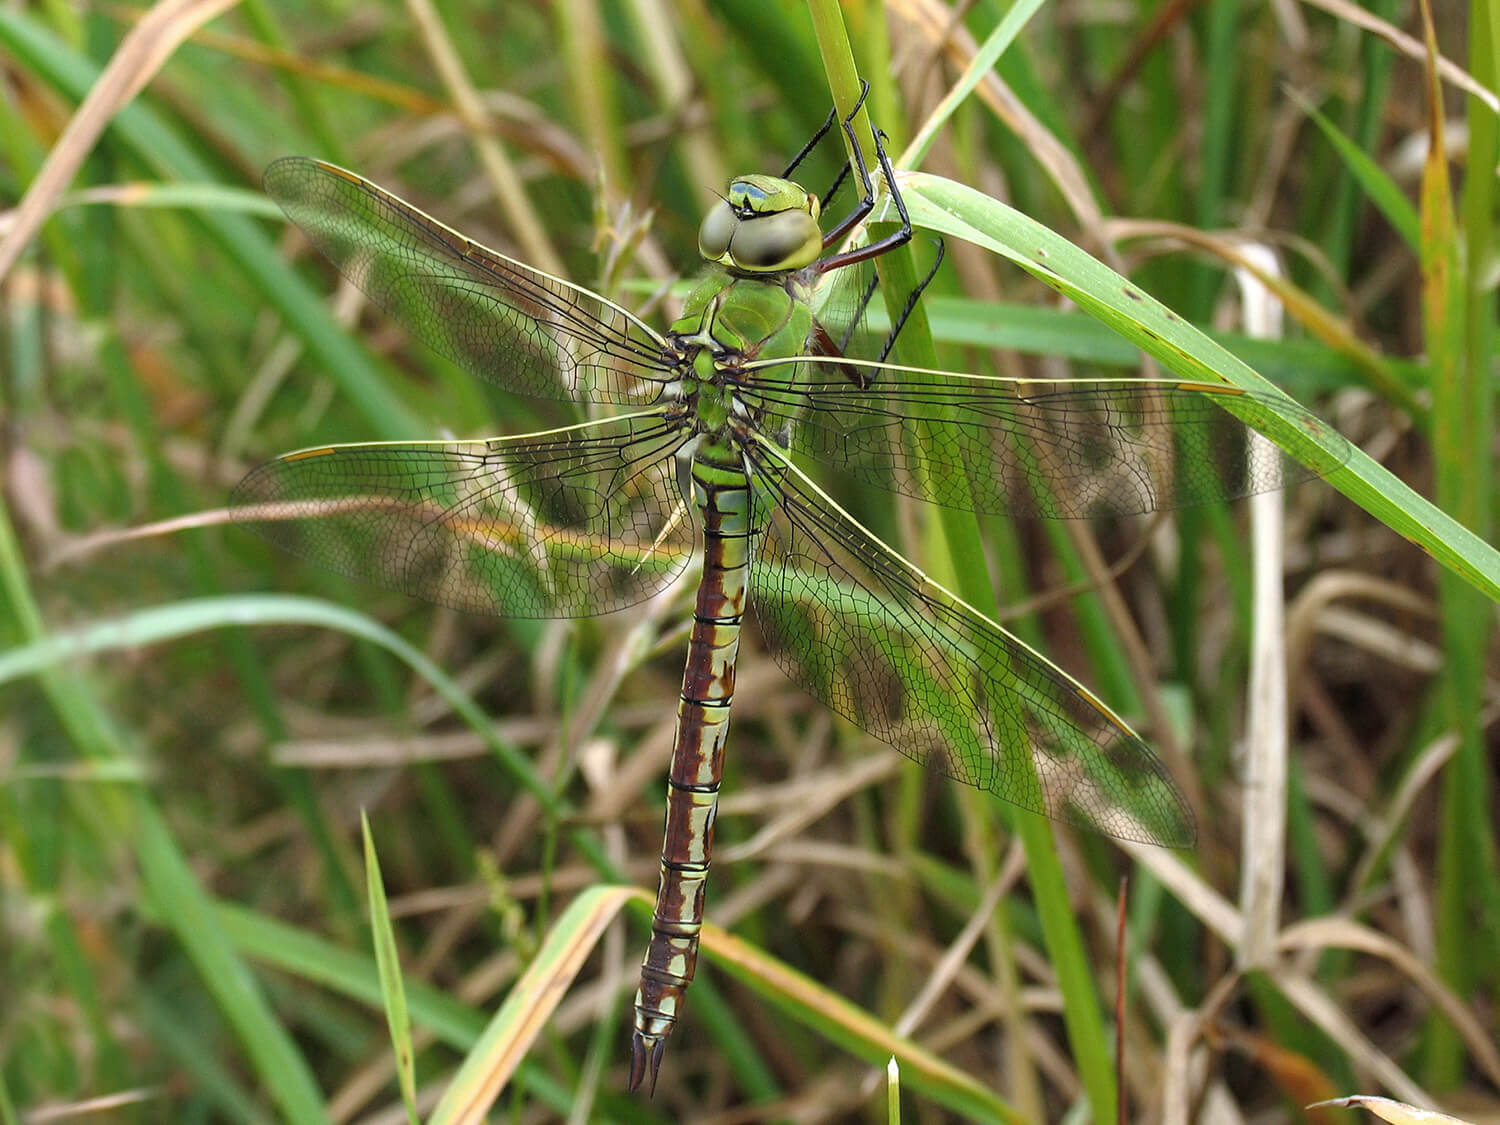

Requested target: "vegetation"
[{"left": 0, "top": 0, "right": 1495, "bottom": 1120}]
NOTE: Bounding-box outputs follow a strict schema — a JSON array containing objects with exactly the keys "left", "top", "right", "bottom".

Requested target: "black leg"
[
  {"left": 805, "top": 82, "right": 875, "bottom": 211},
  {"left": 780, "top": 106, "right": 839, "bottom": 180},
  {"left": 875, "top": 237, "right": 944, "bottom": 362},
  {"left": 816, "top": 161, "right": 854, "bottom": 215},
  {"left": 815, "top": 83, "right": 881, "bottom": 250},
  {"left": 814, "top": 116, "right": 912, "bottom": 271}
]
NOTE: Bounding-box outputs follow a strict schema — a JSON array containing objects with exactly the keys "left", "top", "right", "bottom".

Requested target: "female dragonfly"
[{"left": 233, "top": 98, "right": 1344, "bottom": 1091}]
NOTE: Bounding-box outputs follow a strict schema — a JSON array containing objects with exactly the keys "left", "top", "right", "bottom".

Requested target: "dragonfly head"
[{"left": 699, "top": 174, "right": 823, "bottom": 274}]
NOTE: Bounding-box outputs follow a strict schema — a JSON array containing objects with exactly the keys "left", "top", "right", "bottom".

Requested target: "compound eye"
[
  {"left": 697, "top": 200, "right": 737, "bottom": 261},
  {"left": 725, "top": 209, "right": 822, "bottom": 272}
]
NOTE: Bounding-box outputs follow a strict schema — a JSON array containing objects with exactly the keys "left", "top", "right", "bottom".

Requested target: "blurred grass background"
[{"left": 1, "top": 0, "right": 1497, "bottom": 1121}]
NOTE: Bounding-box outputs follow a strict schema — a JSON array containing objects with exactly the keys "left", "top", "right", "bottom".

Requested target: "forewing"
[
  {"left": 743, "top": 364, "right": 1349, "bottom": 518},
  {"left": 231, "top": 415, "right": 692, "bottom": 617},
  {"left": 747, "top": 444, "right": 1195, "bottom": 846},
  {"left": 265, "top": 157, "right": 673, "bottom": 404}
]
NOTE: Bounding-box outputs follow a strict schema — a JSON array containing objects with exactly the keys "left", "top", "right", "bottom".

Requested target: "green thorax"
[
  {"left": 669, "top": 270, "right": 815, "bottom": 433},
  {"left": 671, "top": 271, "right": 812, "bottom": 362}
]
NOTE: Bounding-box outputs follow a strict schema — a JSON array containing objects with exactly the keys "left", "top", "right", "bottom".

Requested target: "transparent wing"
[
  {"left": 804, "top": 235, "right": 946, "bottom": 366},
  {"left": 746, "top": 442, "right": 1195, "bottom": 846},
  {"left": 265, "top": 157, "right": 674, "bottom": 404},
  {"left": 231, "top": 414, "right": 693, "bottom": 617},
  {"left": 742, "top": 361, "right": 1349, "bottom": 519},
  {"left": 806, "top": 254, "right": 887, "bottom": 362}
]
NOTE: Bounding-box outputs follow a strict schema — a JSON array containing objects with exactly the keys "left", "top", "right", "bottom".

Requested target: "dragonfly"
[{"left": 233, "top": 96, "right": 1346, "bottom": 1092}]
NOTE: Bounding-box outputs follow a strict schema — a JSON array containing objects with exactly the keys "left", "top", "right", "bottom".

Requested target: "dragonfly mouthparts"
[{"left": 629, "top": 1031, "right": 668, "bottom": 1095}]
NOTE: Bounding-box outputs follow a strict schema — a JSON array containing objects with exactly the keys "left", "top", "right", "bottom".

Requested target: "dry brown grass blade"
[
  {"left": 0, "top": 0, "right": 243, "bottom": 280},
  {"left": 888, "top": 0, "right": 1113, "bottom": 254},
  {"left": 1284, "top": 572, "right": 1435, "bottom": 678},
  {"left": 1273, "top": 968, "right": 1434, "bottom": 1107},
  {"left": 1307, "top": 1095, "right": 1480, "bottom": 1125},
  {"left": 431, "top": 885, "right": 641, "bottom": 1123},
  {"left": 39, "top": 507, "right": 251, "bottom": 571},
  {"left": 1122, "top": 842, "right": 1242, "bottom": 944},
  {"left": 1292, "top": 0, "right": 1498, "bottom": 114},
  {"left": 1278, "top": 918, "right": 1500, "bottom": 1087}
]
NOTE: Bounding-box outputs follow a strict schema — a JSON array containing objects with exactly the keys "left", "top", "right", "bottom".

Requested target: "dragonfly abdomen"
[{"left": 630, "top": 444, "right": 752, "bottom": 1094}]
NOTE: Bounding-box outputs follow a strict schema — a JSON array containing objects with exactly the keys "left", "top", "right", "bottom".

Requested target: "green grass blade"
[
  {"left": 1422, "top": 0, "right": 1500, "bottom": 1082},
  {"left": 701, "top": 918, "right": 1023, "bottom": 1122},
  {"left": 893, "top": 172, "right": 1500, "bottom": 605},
  {"left": 901, "top": 0, "right": 1049, "bottom": 166},
  {"left": 809, "top": 14, "right": 1123, "bottom": 1113},
  {"left": 1287, "top": 87, "right": 1421, "bottom": 250},
  {"left": 362, "top": 815, "right": 419, "bottom": 1124}
]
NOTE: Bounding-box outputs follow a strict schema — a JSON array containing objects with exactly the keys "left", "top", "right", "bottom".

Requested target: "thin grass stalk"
[
  {"left": 406, "top": 0, "right": 567, "bottom": 277},
  {"left": 1234, "top": 248, "right": 1290, "bottom": 969},
  {"left": 825, "top": 0, "right": 939, "bottom": 1065},
  {"left": 556, "top": 0, "right": 627, "bottom": 202},
  {"left": 1425, "top": 0, "right": 1500, "bottom": 1084}
]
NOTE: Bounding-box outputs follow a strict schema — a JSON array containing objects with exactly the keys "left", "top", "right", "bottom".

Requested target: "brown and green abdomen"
[{"left": 630, "top": 441, "right": 752, "bottom": 1092}]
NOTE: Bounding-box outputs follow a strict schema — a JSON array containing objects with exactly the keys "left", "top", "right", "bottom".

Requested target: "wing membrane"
[
  {"left": 746, "top": 441, "right": 1195, "bottom": 846},
  {"left": 265, "top": 157, "right": 674, "bottom": 404},
  {"left": 743, "top": 361, "right": 1349, "bottom": 519},
  {"left": 231, "top": 415, "right": 692, "bottom": 617}
]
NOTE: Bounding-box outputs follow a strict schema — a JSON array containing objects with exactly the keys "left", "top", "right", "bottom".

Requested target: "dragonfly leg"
[
  {"left": 874, "top": 235, "right": 946, "bottom": 363},
  {"left": 780, "top": 104, "right": 840, "bottom": 181},
  {"left": 803, "top": 80, "right": 873, "bottom": 219},
  {"left": 817, "top": 82, "right": 890, "bottom": 253},
  {"left": 817, "top": 111, "right": 913, "bottom": 276}
]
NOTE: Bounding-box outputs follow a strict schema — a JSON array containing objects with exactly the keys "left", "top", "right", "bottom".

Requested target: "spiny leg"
[
  {"left": 780, "top": 104, "right": 839, "bottom": 180},
  {"left": 815, "top": 96, "right": 912, "bottom": 265},
  {"left": 802, "top": 81, "right": 875, "bottom": 220},
  {"left": 871, "top": 235, "right": 945, "bottom": 363},
  {"left": 811, "top": 118, "right": 940, "bottom": 375}
]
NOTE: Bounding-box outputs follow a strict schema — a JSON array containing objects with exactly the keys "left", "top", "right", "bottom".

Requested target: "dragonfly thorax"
[
  {"left": 669, "top": 272, "right": 815, "bottom": 398},
  {"left": 698, "top": 174, "right": 823, "bottom": 274}
]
